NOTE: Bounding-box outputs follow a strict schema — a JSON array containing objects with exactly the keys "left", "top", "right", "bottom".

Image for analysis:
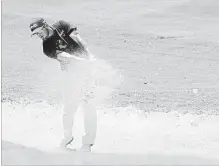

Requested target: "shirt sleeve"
[{"left": 52, "top": 20, "right": 77, "bottom": 36}]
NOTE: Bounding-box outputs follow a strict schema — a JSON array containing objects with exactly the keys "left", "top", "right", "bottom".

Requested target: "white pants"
[
  {"left": 62, "top": 91, "right": 97, "bottom": 145},
  {"left": 60, "top": 53, "right": 98, "bottom": 145}
]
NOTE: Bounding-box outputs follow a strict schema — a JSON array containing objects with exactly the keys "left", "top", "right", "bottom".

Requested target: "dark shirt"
[{"left": 43, "top": 20, "right": 86, "bottom": 59}]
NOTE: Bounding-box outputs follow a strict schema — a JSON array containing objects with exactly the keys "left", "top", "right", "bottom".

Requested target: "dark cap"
[{"left": 30, "top": 18, "right": 46, "bottom": 32}]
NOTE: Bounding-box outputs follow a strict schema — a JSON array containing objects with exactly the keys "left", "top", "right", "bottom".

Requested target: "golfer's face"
[{"left": 35, "top": 27, "right": 48, "bottom": 40}]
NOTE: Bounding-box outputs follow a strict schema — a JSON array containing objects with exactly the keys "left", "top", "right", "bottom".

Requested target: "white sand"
[{"left": 2, "top": 103, "right": 219, "bottom": 165}]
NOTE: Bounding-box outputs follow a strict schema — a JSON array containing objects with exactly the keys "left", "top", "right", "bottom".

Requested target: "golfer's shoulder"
[{"left": 52, "top": 20, "right": 77, "bottom": 35}]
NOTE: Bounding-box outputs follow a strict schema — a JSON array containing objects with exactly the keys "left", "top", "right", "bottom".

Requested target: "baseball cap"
[{"left": 30, "top": 18, "right": 46, "bottom": 36}]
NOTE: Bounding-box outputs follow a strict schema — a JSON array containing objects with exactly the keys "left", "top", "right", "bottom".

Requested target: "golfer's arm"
[
  {"left": 70, "top": 33, "right": 92, "bottom": 57},
  {"left": 70, "top": 33, "right": 87, "bottom": 45}
]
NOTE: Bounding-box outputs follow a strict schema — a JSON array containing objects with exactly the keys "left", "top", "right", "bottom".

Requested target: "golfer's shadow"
[{"left": 2, "top": 140, "right": 218, "bottom": 165}]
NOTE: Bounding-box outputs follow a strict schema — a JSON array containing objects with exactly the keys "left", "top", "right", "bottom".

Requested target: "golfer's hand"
[
  {"left": 57, "top": 52, "right": 73, "bottom": 71},
  {"left": 57, "top": 59, "right": 67, "bottom": 71}
]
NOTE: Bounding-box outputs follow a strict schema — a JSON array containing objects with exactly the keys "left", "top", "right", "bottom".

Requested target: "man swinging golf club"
[{"left": 30, "top": 18, "right": 97, "bottom": 152}]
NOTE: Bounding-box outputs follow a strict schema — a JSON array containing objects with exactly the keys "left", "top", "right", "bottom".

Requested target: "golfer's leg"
[
  {"left": 62, "top": 96, "right": 79, "bottom": 139},
  {"left": 61, "top": 86, "right": 81, "bottom": 147},
  {"left": 82, "top": 101, "right": 97, "bottom": 146}
]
